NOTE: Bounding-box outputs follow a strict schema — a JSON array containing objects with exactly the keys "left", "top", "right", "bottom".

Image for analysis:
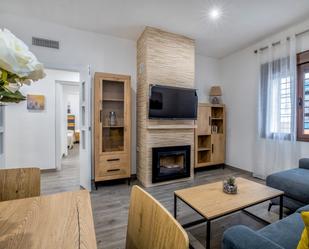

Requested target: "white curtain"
[{"left": 254, "top": 35, "right": 300, "bottom": 179}]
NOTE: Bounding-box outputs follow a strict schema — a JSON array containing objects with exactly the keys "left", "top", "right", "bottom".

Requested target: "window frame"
[{"left": 297, "top": 52, "right": 309, "bottom": 142}]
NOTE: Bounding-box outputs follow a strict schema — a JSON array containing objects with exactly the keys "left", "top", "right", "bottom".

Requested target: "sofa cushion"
[
  {"left": 223, "top": 225, "right": 284, "bottom": 249},
  {"left": 298, "top": 205, "right": 309, "bottom": 213},
  {"left": 258, "top": 213, "right": 304, "bottom": 249},
  {"left": 299, "top": 158, "right": 309, "bottom": 170},
  {"left": 266, "top": 168, "right": 309, "bottom": 204}
]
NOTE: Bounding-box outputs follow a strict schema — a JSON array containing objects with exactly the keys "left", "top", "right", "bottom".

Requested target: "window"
[
  {"left": 297, "top": 51, "right": 309, "bottom": 141},
  {"left": 260, "top": 59, "right": 294, "bottom": 140},
  {"left": 279, "top": 77, "right": 292, "bottom": 134}
]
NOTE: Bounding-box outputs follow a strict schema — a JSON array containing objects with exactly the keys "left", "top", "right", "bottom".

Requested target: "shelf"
[
  {"left": 103, "top": 98, "right": 124, "bottom": 102},
  {"left": 211, "top": 118, "right": 223, "bottom": 120},
  {"left": 103, "top": 126, "right": 124, "bottom": 128},
  {"left": 198, "top": 150, "right": 211, "bottom": 164},
  {"left": 196, "top": 162, "right": 213, "bottom": 168},
  {"left": 147, "top": 124, "right": 197, "bottom": 130},
  {"left": 197, "top": 135, "right": 211, "bottom": 149},
  {"left": 198, "top": 147, "right": 211, "bottom": 151}
]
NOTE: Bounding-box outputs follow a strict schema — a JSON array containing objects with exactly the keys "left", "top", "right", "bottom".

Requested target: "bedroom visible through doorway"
[{"left": 55, "top": 80, "right": 81, "bottom": 176}]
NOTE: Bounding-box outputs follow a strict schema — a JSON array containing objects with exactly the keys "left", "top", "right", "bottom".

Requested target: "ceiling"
[{"left": 1, "top": 0, "right": 309, "bottom": 58}]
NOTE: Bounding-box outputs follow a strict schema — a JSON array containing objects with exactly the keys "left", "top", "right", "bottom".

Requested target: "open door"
[{"left": 79, "top": 65, "right": 92, "bottom": 191}]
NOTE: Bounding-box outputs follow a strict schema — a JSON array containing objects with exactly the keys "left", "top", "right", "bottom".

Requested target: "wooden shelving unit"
[
  {"left": 195, "top": 103, "right": 226, "bottom": 168},
  {"left": 94, "top": 73, "right": 131, "bottom": 188}
]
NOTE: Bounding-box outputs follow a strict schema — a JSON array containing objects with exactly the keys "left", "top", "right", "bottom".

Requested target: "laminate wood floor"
[{"left": 41, "top": 154, "right": 284, "bottom": 249}]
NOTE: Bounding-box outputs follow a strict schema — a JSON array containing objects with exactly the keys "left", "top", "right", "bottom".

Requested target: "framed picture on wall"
[{"left": 27, "top": 94, "right": 45, "bottom": 110}]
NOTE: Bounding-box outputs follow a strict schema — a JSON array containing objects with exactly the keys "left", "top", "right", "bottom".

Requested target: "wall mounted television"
[{"left": 149, "top": 85, "right": 198, "bottom": 120}]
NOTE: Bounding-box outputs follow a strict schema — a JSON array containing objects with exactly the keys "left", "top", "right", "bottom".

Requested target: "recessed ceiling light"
[{"left": 209, "top": 7, "right": 222, "bottom": 20}]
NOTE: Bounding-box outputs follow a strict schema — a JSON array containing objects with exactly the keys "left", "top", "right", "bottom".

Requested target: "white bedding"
[{"left": 67, "top": 130, "right": 74, "bottom": 149}]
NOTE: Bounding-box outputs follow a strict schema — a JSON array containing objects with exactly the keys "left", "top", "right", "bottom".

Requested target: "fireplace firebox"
[{"left": 152, "top": 145, "right": 191, "bottom": 183}]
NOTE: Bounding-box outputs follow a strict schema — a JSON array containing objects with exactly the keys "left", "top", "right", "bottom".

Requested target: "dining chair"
[
  {"left": 126, "top": 185, "right": 189, "bottom": 249},
  {"left": 0, "top": 167, "right": 40, "bottom": 202}
]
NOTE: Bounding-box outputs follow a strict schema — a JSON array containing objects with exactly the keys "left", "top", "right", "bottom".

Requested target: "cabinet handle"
[
  {"left": 107, "top": 169, "right": 120, "bottom": 172},
  {"left": 107, "top": 158, "right": 120, "bottom": 162},
  {"left": 100, "top": 110, "right": 103, "bottom": 123},
  {"left": 212, "top": 144, "right": 214, "bottom": 153}
]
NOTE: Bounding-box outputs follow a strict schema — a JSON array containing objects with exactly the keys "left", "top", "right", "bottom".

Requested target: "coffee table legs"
[
  {"left": 174, "top": 194, "right": 177, "bottom": 219},
  {"left": 279, "top": 195, "right": 283, "bottom": 219},
  {"left": 174, "top": 194, "right": 211, "bottom": 249},
  {"left": 206, "top": 220, "right": 211, "bottom": 249}
]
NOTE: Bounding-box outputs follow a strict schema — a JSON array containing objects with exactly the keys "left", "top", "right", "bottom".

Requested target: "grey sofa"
[
  {"left": 222, "top": 204, "right": 309, "bottom": 249},
  {"left": 266, "top": 158, "right": 309, "bottom": 211}
]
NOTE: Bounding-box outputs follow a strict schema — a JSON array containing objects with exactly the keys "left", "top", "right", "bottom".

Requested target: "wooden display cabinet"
[
  {"left": 195, "top": 103, "right": 225, "bottom": 168},
  {"left": 94, "top": 73, "right": 131, "bottom": 188}
]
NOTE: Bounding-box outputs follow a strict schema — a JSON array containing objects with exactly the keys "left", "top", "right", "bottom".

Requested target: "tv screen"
[{"left": 149, "top": 85, "right": 198, "bottom": 120}]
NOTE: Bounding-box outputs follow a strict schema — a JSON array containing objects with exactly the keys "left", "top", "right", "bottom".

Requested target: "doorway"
[{"left": 55, "top": 80, "right": 81, "bottom": 175}]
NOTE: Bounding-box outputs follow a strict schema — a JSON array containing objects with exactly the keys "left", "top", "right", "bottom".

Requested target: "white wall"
[
  {"left": 195, "top": 54, "right": 221, "bottom": 103},
  {"left": 220, "top": 18, "right": 309, "bottom": 172},
  {"left": 1, "top": 13, "right": 221, "bottom": 173},
  {"left": 5, "top": 69, "right": 79, "bottom": 169}
]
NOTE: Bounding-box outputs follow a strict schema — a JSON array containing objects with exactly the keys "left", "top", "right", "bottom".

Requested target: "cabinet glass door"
[{"left": 101, "top": 80, "right": 125, "bottom": 152}]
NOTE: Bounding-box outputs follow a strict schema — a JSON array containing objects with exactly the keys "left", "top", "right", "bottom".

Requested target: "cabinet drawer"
[
  {"left": 96, "top": 154, "right": 130, "bottom": 178},
  {"left": 98, "top": 165, "right": 128, "bottom": 178},
  {"left": 101, "top": 154, "right": 127, "bottom": 167}
]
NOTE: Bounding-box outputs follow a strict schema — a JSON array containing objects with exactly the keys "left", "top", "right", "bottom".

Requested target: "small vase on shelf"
[{"left": 109, "top": 111, "right": 117, "bottom": 126}]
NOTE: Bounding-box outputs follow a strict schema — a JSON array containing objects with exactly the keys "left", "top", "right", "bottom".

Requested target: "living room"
[{"left": 0, "top": 1, "right": 309, "bottom": 249}]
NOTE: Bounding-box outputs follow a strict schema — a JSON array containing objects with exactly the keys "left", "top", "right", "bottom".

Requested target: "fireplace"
[{"left": 152, "top": 145, "right": 191, "bottom": 183}]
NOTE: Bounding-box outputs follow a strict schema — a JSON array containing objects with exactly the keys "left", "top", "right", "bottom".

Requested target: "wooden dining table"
[{"left": 0, "top": 190, "right": 97, "bottom": 249}]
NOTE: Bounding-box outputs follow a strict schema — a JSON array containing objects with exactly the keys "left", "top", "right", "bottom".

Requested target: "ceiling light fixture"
[{"left": 209, "top": 7, "right": 222, "bottom": 20}]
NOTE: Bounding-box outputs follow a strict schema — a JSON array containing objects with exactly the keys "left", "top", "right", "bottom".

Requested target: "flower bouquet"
[{"left": 0, "top": 29, "right": 45, "bottom": 103}]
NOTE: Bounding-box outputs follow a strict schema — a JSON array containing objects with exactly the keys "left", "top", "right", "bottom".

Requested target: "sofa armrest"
[
  {"left": 299, "top": 158, "right": 309, "bottom": 170},
  {"left": 222, "top": 225, "right": 284, "bottom": 249}
]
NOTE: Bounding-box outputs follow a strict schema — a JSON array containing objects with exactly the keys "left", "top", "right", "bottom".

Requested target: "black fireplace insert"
[{"left": 152, "top": 145, "right": 191, "bottom": 183}]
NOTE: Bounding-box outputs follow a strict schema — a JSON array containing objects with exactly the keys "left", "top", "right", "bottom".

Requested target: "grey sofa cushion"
[
  {"left": 266, "top": 168, "right": 309, "bottom": 204},
  {"left": 258, "top": 213, "right": 304, "bottom": 249},
  {"left": 299, "top": 158, "right": 309, "bottom": 170},
  {"left": 222, "top": 225, "right": 284, "bottom": 249}
]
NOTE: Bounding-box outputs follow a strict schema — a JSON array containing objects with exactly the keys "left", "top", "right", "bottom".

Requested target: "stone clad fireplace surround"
[{"left": 137, "top": 27, "right": 195, "bottom": 187}]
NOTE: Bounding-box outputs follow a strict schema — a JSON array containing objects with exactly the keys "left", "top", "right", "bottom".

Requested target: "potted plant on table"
[
  {"left": 0, "top": 29, "right": 45, "bottom": 104},
  {"left": 223, "top": 176, "right": 238, "bottom": 194}
]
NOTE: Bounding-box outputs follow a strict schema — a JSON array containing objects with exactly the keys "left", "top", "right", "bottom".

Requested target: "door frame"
[
  {"left": 0, "top": 105, "right": 5, "bottom": 168},
  {"left": 44, "top": 62, "right": 93, "bottom": 191},
  {"left": 55, "top": 80, "right": 80, "bottom": 171}
]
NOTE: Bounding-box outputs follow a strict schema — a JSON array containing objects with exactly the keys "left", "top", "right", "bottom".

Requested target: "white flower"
[
  {"left": 0, "top": 29, "right": 45, "bottom": 81},
  {"left": 5, "top": 82, "right": 22, "bottom": 93},
  {"left": 20, "top": 79, "right": 32, "bottom": 85}
]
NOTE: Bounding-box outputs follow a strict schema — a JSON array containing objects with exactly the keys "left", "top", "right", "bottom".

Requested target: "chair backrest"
[
  {"left": 126, "top": 185, "right": 189, "bottom": 249},
  {"left": 0, "top": 167, "right": 40, "bottom": 202}
]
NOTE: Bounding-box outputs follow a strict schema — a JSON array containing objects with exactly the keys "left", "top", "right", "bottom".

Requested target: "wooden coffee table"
[{"left": 174, "top": 177, "right": 284, "bottom": 249}]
